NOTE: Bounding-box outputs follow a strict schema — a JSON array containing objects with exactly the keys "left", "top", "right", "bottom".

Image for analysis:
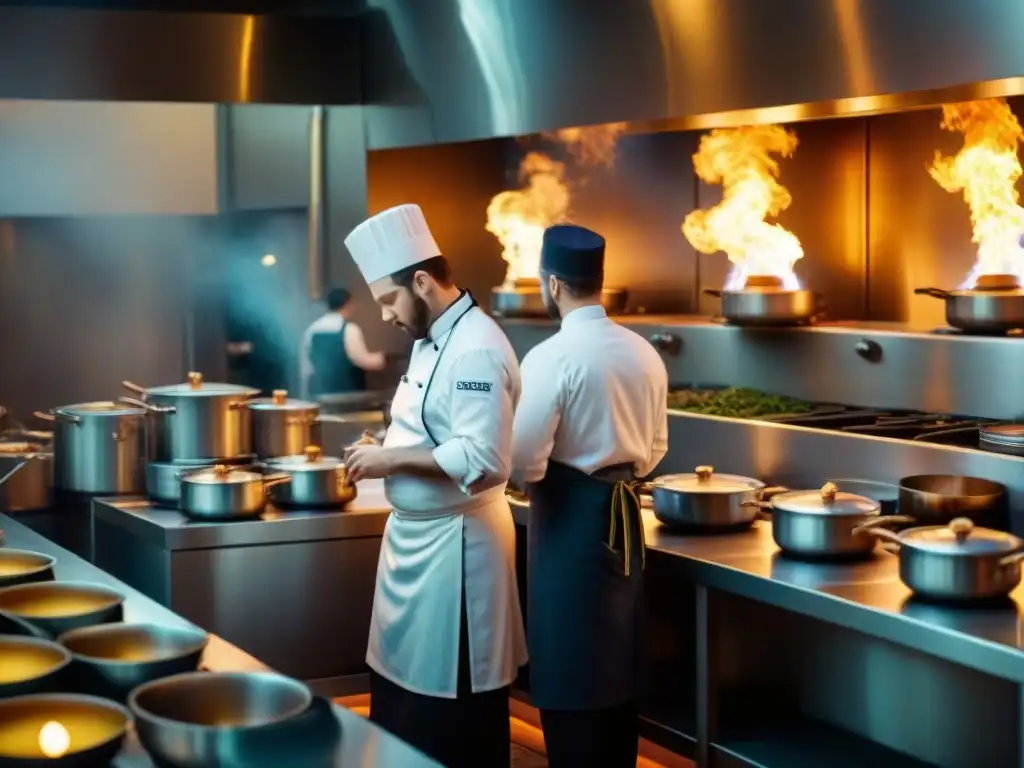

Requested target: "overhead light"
[{"left": 261, "top": 254, "right": 277, "bottom": 267}]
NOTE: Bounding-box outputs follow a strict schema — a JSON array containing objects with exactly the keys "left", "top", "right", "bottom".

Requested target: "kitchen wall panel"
[
  {"left": 0, "top": 217, "right": 196, "bottom": 419},
  {"left": 561, "top": 131, "right": 700, "bottom": 314},
  {"left": 696, "top": 117, "right": 869, "bottom": 319}
]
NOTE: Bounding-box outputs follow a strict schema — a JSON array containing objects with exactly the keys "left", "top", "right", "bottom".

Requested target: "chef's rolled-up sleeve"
[{"left": 432, "top": 349, "right": 514, "bottom": 495}]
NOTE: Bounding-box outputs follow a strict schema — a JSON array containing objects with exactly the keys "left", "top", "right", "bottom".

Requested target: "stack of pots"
[{"left": 121, "top": 372, "right": 263, "bottom": 517}]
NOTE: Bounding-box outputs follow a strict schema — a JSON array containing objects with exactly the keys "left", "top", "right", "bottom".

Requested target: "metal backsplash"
[{"left": 362, "top": 0, "right": 1024, "bottom": 149}]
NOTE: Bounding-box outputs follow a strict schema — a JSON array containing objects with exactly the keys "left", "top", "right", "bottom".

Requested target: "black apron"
[
  {"left": 526, "top": 460, "right": 647, "bottom": 711},
  {"left": 308, "top": 319, "right": 366, "bottom": 397}
]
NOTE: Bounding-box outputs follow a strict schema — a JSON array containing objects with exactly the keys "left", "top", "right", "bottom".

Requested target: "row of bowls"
[{"left": 0, "top": 552, "right": 337, "bottom": 765}]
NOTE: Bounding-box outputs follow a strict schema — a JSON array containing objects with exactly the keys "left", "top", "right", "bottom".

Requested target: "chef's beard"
[
  {"left": 395, "top": 293, "right": 432, "bottom": 340},
  {"left": 541, "top": 282, "right": 561, "bottom": 320}
]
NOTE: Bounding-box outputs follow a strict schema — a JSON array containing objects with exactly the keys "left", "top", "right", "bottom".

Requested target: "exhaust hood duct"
[
  {"left": 361, "top": 0, "right": 1024, "bottom": 149},
  {"left": 0, "top": 8, "right": 359, "bottom": 104}
]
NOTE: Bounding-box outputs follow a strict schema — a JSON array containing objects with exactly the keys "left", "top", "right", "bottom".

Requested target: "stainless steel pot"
[
  {"left": 979, "top": 423, "right": 1024, "bottom": 456},
  {"left": 489, "top": 278, "right": 629, "bottom": 318},
  {"left": 751, "top": 482, "right": 909, "bottom": 559},
  {"left": 146, "top": 461, "right": 216, "bottom": 507},
  {"left": 263, "top": 445, "right": 356, "bottom": 509},
  {"left": 861, "top": 517, "right": 1024, "bottom": 601},
  {"left": 35, "top": 401, "right": 146, "bottom": 494},
  {"left": 247, "top": 390, "right": 322, "bottom": 459},
  {"left": 898, "top": 474, "right": 1008, "bottom": 530},
  {"left": 0, "top": 636, "right": 71, "bottom": 699},
  {"left": 178, "top": 465, "right": 291, "bottom": 521},
  {"left": 704, "top": 275, "right": 822, "bottom": 326},
  {"left": 640, "top": 465, "right": 776, "bottom": 530},
  {"left": 122, "top": 371, "right": 258, "bottom": 462},
  {"left": 914, "top": 274, "right": 1024, "bottom": 334}
]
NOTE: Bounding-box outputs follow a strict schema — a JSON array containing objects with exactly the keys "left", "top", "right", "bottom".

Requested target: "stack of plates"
[{"left": 979, "top": 424, "right": 1024, "bottom": 456}]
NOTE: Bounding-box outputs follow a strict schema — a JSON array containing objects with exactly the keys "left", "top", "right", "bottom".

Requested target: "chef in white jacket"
[{"left": 343, "top": 203, "right": 527, "bottom": 768}]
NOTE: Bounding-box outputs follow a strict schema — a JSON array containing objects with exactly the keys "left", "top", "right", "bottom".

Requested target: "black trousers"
[
  {"left": 369, "top": 599, "right": 510, "bottom": 768},
  {"left": 540, "top": 701, "right": 640, "bottom": 768}
]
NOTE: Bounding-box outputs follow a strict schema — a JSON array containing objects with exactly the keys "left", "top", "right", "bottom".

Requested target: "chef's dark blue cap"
[{"left": 540, "top": 224, "right": 605, "bottom": 280}]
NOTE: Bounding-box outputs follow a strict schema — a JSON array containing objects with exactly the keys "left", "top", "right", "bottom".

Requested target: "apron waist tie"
[{"left": 608, "top": 481, "right": 646, "bottom": 577}]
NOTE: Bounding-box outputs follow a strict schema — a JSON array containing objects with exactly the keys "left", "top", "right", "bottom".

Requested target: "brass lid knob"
[
  {"left": 272, "top": 390, "right": 288, "bottom": 405},
  {"left": 695, "top": 465, "right": 714, "bottom": 481},
  {"left": 187, "top": 371, "right": 203, "bottom": 389},
  {"left": 949, "top": 517, "right": 974, "bottom": 542},
  {"left": 213, "top": 464, "right": 231, "bottom": 476},
  {"left": 304, "top": 445, "right": 322, "bottom": 462},
  {"left": 820, "top": 482, "right": 838, "bottom": 502}
]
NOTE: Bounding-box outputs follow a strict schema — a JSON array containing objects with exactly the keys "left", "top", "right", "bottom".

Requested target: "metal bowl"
[
  {"left": 0, "top": 551, "right": 55, "bottom": 589},
  {"left": 58, "top": 623, "right": 208, "bottom": 702},
  {"left": 0, "top": 610, "right": 48, "bottom": 639},
  {"left": 130, "top": 672, "right": 315, "bottom": 768},
  {"left": 0, "top": 637, "right": 71, "bottom": 700},
  {"left": 0, "top": 693, "right": 130, "bottom": 766},
  {"left": 0, "top": 582, "right": 124, "bottom": 639}
]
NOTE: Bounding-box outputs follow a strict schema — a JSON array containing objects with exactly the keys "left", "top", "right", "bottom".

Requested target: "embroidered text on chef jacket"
[{"left": 512, "top": 304, "right": 669, "bottom": 482}]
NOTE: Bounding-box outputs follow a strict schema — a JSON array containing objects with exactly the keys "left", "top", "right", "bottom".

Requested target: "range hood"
[{"left": 361, "top": 0, "right": 1024, "bottom": 149}]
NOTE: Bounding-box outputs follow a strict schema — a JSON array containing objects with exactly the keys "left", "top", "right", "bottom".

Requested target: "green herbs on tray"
[{"left": 667, "top": 387, "right": 814, "bottom": 419}]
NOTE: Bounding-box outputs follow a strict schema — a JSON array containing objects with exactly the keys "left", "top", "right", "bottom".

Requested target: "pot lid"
[
  {"left": 980, "top": 424, "right": 1024, "bottom": 445},
  {"left": 248, "top": 390, "right": 318, "bottom": 412},
  {"left": 653, "top": 466, "right": 764, "bottom": 494},
  {"left": 901, "top": 517, "right": 1023, "bottom": 554},
  {"left": 773, "top": 482, "right": 879, "bottom": 516},
  {"left": 56, "top": 401, "right": 145, "bottom": 417},
  {"left": 180, "top": 465, "right": 263, "bottom": 484},
  {"left": 143, "top": 372, "right": 259, "bottom": 397},
  {"left": 265, "top": 445, "right": 343, "bottom": 471}
]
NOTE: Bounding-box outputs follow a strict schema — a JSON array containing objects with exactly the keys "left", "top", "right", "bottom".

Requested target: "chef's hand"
[{"left": 346, "top": 445, "right": 395, "bottom": 484}]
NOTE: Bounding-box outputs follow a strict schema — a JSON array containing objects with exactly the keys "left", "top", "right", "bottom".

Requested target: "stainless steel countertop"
[
  {"left": 0, "top": 512, "right": 440, "bottom": 768},
  {"left": 92, "top": 479, "right": 391, "bottom": 551},
  {"left": 512, "top": 498, "right": 1024, "bottom": 684}
]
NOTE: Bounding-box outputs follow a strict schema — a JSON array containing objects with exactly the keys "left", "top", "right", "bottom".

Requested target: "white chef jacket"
[
  {"left": 512, "top": 304, "right": 669, "bottom": 483},
  {"left": 367, "top": 291, "right": 528, "bottom": 698}
]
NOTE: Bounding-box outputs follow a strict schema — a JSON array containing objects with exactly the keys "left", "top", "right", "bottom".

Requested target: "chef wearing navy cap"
[
  {"left": 511, "top": 224, "right": 669, "bottom": 767},
  {"left": 343, "top": 204, "right": 527, "bottom": 767}
]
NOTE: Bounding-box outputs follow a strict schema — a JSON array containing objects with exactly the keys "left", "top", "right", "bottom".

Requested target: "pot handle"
[
  {"left": 703, "top": 288, "right": 724, "bottom": 299},
  {"left": 999, "top": 551, "right": 1024, "bottom": 567},
  {"left": 33, "top": 410, "right": 80, "bottom": 425},
  {"left": 262, "top": 472, "right": 293, "bottom": 490},
  {"left": 119, "top": 396, "right": 176, "bottom": 415},
  {"left": 635, "top": 482, "right": 654, "bottom": 495},
  {"left": 229, "top": 397, "right": 257, "bottom": 411},
  {"left": 914, "top": 287, "right": 952, "bottom": 300},
  {"left": 121, "top": 380, "right": 149, "bottom": 397},
  {"left": 760, "top": 485, "right": 788, "bottom": 500}
]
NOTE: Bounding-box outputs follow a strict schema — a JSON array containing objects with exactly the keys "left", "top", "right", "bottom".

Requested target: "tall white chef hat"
[{"left": 344, "top": 204, "right": 442, "bottom": 286}]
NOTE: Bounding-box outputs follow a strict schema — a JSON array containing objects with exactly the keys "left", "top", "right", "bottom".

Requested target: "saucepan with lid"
[
  {"left": 914, "top": 273, "right": 1024, "bottom": 334},
  {"left": 859, "top": 517, "right": 1024, "bottom": 601},
  {"left": 243, "top": 390, "right": 323, "bottom": 460},
  {"left": 264, "top": 445, "right": 356, "bottom": 509},
  {"left": 746, "top": 482, "right": 913, "bottom": 559},
  {"left": 177, "top": 465, "right": 291, "bottom": 521},
  {"left": 639, "top": 465, "right": 783, "bottom": 531},
  {"left": 121, "top": 371, "right": 258, "bottom": 462}
]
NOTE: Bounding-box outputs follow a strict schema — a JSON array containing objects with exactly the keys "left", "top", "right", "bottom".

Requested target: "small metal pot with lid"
[
  {"left": 177, "top": 465, "right": 291, "bottom": 521},
  {"left": 704, "top": 275, "right": 822, "bottom": 327},
  {"left": 914, "top": 273, "right": 1024, "bottom": 334},
  {"left": 749, "top": 482, "right": 912, "bottom": 559},
  {"left": 122, "top": 372, "right": 258, "bottom": 462},
  {"left": 264, "top": 445, "right": 356, "bottom": 509},
  {"left": 246, "top": 390, "right": 322, "bottom": 459},
  {"left": 640, "top": 465, "right": 778, "bottom": 530},
  {"left": 860, "top": 517, "right": 1024, "bottom": 601},
  {"left": 34, "top": 401, "right": 146, "bottom": 494}
]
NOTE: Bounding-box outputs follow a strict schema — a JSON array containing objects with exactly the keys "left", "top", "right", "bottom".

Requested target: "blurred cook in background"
[{"left": 299, "top": 286, "right": 386, "bottom": 399}]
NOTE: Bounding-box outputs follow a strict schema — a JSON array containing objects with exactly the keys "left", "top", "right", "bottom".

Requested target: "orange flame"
[
  {"left": 487, "top": 124, "right": 625, "bottom": 285},
  {"left": 682, "top": 125, "right": 803, "bottom": 290},
  {"left": 928, "top": 99, "right": 1024, "bottom": 287}
]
